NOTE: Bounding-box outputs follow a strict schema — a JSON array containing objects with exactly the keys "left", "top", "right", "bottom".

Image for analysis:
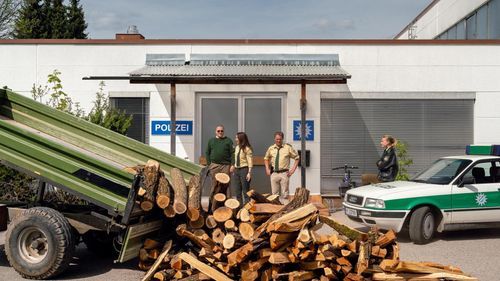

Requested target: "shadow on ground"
[{"left": 0, "top": 242, "right": 139, "bottom": 280}]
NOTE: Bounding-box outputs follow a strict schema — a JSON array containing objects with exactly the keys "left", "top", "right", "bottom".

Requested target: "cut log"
[
  {"left": 212, "top": 193, "right": 227, "bottom": 210},
  {"left": 319, "top": 215, "right": 368, "bottom": 241},
  {"left": 225, "top": 198, "right": 241, "bottom": 210},
  {"left": 193, "top": 228, "right": 206, "bottom": 238},
  {"left": 270, "top": 214, "right": 315, "bottom": 233},
  {"left": 239, "top": 208, "right": 250, "bottom": 222},
  {"left": 142, "top": 160, "right": 160, "bottom": 210},
  {"left": 213, "top": 206, "right": 233, "bottom": 222},
  {"left": 143, "top": 238, "right": 160, "bottom": 250},
  {"left": 215, "top": 173, "right": 230, "bottom": 184},
  {"left": 239, "top": 222, "right": 255, "bottom": 241},
  {"left": 249, "top": 203, "right": 284, "bottom": 214},
  {"left": 247, "top": 190, "right": 281, "bottom": 204},
  {"left": 356, "top": 241, "right": 370, "bottom": 274},
  {"left": 375, "top": 229, "right": 396, "bottom": 247},
  {"left": 153, "top": 269, "right": 176, "bottom": 281},
  {"left": 223, "top": 233, "right": 236, "bottom": 249},
  {"left": 189, "top": 214, "right": 205, "bottom": 229},
  {"left": 176, "top": 225, "right": 213, "bottom": 254},
  {"left": 224, "top": 219, "right": 237, "bottom": 231},
  {"left": 178, "top": 252, "right": 233, "bottom": 281},
  {"left": 187, "top": 174, "right": 201, "bottom": 221},
  {"left": 268, "top": 252, "right": 291, "bottom": 264},
  {"left": 270, "top": 232, "right": 298, "bottom": 250},
  {"left": 241, "top": 269, "right": 259, "bottom": 281},
  {"left": 372, "top": 272, "right": 477, "bottom": 281},
  {"left": 300, "top": 261, "right": 328, "bottom": 270},
  {"left": 212, "top": 228, "right": 226, "bottom": 244},
  {"left": 266, "top": 204, "right": 318, "bottom": 233},
  {"left": 254, "top": 187, "right": 310, "bottom": 239},
  {"left": 140, "top": 200, "right": 155, "bottom": 212},
  {"left": 140, "top": 240, "right": 172, "bottom": 281},
  {"left": 171, "top": 168, "right": 188, "bottom": 214},
  {"left": 298, "top": 228, "right": 312, "bottom": 244},
  {"left": 156, "top": 173, "right": 172, "bottom": 209},
  {"left": 206, "top": 215, "right": 218, "bottom": 229},
  {"left": 250, "top": 214, "right": 271, "bottom": 224},
  {"left": 227, "top": 238, "right": 267, "bottom": 267},
  {"left": 288, "top": 271, "right": 315, "bottom": 281},
  {"left": 164, "top": 205, "right": 176, "bottom": 218}
]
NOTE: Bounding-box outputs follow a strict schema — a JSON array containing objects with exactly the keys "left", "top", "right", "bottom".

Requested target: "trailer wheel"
[
  {"left": 5, "top": 207, "right": 76, "bottom": 279},
  {"left": 408, "top": 206, "right": 435, "bottom": 244}
]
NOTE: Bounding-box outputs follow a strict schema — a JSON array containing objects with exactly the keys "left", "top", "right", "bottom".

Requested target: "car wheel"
[
  {"left": 409, "top": 206, "right": 435, "bottom": 244},
  {"left": 5, "top": 207, "right": 75, "bottom": 279}
]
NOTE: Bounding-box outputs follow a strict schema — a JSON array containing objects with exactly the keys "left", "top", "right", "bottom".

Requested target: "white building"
[
  {"left": 1, "top": 1, "right": 500, "bottom": 202},
  {"left": 396, "top": 0, "right": 500, "bottom": 40}
]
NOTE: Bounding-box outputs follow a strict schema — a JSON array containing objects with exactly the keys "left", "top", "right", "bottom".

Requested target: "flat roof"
[{"left": 1, "top": 38, "right": 500, "bottom": 45}]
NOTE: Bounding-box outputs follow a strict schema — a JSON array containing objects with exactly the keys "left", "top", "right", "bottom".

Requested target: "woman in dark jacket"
[{"left": 377, "top": 135, "right": 399, "bottom": 182}]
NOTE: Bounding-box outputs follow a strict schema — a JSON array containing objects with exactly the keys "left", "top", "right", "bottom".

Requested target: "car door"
[{"left": 451, "top": 160, "right": 500, "bottom": 223}]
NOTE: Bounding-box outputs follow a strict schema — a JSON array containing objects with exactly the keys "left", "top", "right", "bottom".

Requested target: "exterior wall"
[
  {"left": 2, "top": 42, "right": 500, "bottom": 195},
  {"left": 396, "top": 0, "right": 488, "bottom": 39}
]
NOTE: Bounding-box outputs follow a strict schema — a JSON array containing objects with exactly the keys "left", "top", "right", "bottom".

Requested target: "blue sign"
[
  {"left": 293, "top": 120, "right": 314, "bottom": 141},
  {"left": 151, "top": 120, "right": 193, "bottom": 135}
]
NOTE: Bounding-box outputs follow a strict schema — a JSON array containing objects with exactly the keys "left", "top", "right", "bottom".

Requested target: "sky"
[{"left": 80, "top": 0, "right": 432, "bottom": 40}]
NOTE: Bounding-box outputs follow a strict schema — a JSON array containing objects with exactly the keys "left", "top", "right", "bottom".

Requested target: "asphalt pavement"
[{"left": 1, "top": 211, "right": 499, "bottom": 280}]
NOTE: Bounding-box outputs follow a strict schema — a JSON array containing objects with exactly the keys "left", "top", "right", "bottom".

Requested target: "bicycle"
[{"left": 332, "top": 164, "right": 359, "bottom": 199}]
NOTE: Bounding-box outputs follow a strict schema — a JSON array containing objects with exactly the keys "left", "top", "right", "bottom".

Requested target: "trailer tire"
[
  {"left": 5, "top": 207, "right": 76, "bottom": 279},
  {"left": 408, "top": 206, "right": 435, "bottom": 244}
]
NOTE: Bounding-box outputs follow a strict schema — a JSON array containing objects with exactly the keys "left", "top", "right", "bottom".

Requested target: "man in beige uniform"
[{"left": 264, "top": 131, "right": 300, "bottom": 203}]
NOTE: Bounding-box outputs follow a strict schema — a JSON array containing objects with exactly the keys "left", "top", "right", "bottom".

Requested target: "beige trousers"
[{"left": 270, "top": 172, "right": 289, "bottom": 203}]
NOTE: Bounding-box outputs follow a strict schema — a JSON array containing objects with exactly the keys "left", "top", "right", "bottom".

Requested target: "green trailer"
[{"left": 0, "top": 89, "right": 202, "bottom": 279}]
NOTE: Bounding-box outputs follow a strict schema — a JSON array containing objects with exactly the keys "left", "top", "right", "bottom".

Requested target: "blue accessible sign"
[
  {"left": 293, "top": 120, "right": 314, "bottom": 141},
  {"left": 151, "top": 120, "right": 193, "bottom": 135}
]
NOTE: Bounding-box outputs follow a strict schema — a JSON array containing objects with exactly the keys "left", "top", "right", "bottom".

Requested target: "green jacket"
[{"left": 206, "top": 137, "right": 234, "bottom": 165}]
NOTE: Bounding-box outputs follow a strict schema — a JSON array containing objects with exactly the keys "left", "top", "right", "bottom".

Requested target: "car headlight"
[{"left": 364, "top": 198, "right": 385, "bottom": 209}]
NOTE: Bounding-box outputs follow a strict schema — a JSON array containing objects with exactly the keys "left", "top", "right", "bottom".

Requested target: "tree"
[
  {"left": 49, "top": 0, "right": 66, "bottom": 38},
  {"left": 14, "top": 0, "right": 87, "bottom": 39},
  {"left": 88, "top": 81, "right": 132, "bottom": 134},
  {"left": 395, "top": 140, "right": 413, "bottom": 181},
  {"left": 0, "top": 0, "right": 20, "bottom": 38},
  {"left": 65, "top": 0, "right": 86, "bottom": 39},
  {"left": 13, "top": 0, "right": 44, "bottom": 38}
]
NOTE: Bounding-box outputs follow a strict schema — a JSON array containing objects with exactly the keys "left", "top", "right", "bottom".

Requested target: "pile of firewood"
[{"left": 134, "top": 160, "right": 477, "bottom": 281}]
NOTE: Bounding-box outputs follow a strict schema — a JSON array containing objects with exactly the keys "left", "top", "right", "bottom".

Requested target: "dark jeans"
[{"left": 231, "top": 167, "right": 250, "bottom": 205}]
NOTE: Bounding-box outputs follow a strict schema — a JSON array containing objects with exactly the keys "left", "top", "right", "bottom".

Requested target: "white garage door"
[{"left": 320, "top": 98, "right": 474, "bottom": 194}]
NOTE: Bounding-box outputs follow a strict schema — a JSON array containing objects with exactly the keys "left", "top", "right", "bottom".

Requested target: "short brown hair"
[{"left": 274, "top": 131, "right": 284, "bottom": 139}]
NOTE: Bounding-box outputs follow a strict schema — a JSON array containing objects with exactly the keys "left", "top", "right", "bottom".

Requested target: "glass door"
[
  {"left": 244, "top": 98, "right": 282, "bottom": 193},
  {"left": 198, "top": 94, "right": 283, "bottom": 194}
]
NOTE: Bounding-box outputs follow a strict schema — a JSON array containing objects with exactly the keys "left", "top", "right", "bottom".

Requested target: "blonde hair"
[{"left": 382, "top": 135, "right": 397, "bottom": 146}]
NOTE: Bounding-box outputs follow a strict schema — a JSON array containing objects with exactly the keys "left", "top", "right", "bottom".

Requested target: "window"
[
  {"left": 456, "top": 21, "right": 466, "bottom": 39},
  {"left": 476, "top": 4, "right": 488, "bottom": 39},
  {"left": 461, "top": 162, "right": 494, "bottom": 184},
  {"left": 466, "top": 14, "right": 477, "bottom": 39},
  {"left": 489, "top": 0, "right": 500, "bottom": 38},
  {"left": 110, "top": 97, "right": 149, "bottom": 144}
]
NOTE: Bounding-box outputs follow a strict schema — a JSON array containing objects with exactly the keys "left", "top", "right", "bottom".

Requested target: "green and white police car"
[{"left": 343, "top": 145, "right": 500, "bottom": 244}]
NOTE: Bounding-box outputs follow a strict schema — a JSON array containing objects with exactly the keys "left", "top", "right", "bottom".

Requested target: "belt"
[{"left": 273, "top": 169, "right": 289, "bottom": 173}]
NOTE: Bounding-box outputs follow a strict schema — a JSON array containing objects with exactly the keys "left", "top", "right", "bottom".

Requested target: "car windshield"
[{"left": 411, "top": 158, "right": 472, "bottom": 184}]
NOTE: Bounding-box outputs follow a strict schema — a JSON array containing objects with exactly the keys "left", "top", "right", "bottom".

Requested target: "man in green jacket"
[{"left": 206, "top": 125, "right": 234, "bottom": 211}]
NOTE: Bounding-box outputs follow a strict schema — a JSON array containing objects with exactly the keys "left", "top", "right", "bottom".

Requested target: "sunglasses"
[{"left": 217, "top": 130, "right": 224, "bottom": 132}]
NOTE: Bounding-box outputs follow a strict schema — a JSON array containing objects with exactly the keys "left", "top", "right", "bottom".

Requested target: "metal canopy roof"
[{"left": 127, "top": 53, "right": 351, "bottom": 82}]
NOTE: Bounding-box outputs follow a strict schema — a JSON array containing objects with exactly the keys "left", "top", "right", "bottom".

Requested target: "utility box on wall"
[{"left": 297, "top": 150, "right": 310, "bottom": 167}]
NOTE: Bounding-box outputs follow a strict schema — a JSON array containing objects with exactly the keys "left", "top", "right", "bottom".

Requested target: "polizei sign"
[{"left": 151, "top": 120, "right": 193, "bottom": 135}]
